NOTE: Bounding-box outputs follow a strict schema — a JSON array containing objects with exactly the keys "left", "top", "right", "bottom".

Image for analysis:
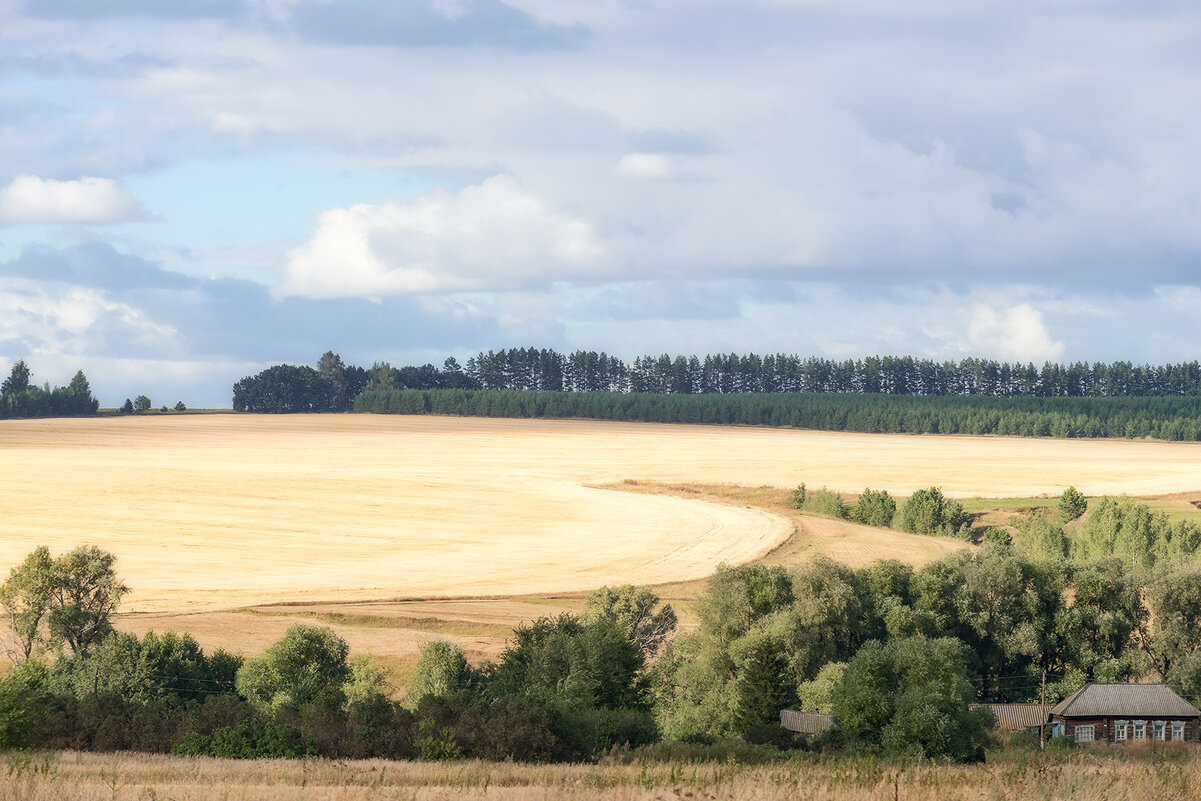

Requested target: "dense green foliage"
[
  {"left": 802, "top": 487, "right": 847, "bottom": 518},
  {"left": 236, "top": 624, "right": 352, "bottom": 712},
  {"left": 0, "top": 360, "right": 98, "bottom": 418},
  {"left": 582, "top": 584, "right": 678, "bottom": 658},
  {"left": 1059, "top": 486, "right": 1088, "bottom": 522},
  {"left": 406, "top": 640, "right": 476, "bottom": 709},
  {"left": 354, "top": 387, "right": 1201, "bottom": 441},
  {"left": 897, "top": 488, "right": 973, "bottom": 540},
  {"left": 851, "top": 489, "right": 897, "bottom": 528},
  {"left": 173, "top": 719, "right": 314, "bottom": 758},
  {"left": 832, "top": 637, "right": 994, "bottom": 760}
]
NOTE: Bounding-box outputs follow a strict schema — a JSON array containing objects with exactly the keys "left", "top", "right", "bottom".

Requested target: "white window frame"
[
  {"left": 1133, "top": 720, "right": 1147, "bottom": 740},
  {"left": 1114, "top": 720, "right": 1128, "bottom": 742},
  {"left": 1074, "top": 724, "right": 1095, "bottom": 743},
  {"left": 1171, "top": 721, "right": 1185, "bottom": 742},
  {"left": 1154, "top": 721, "right": 1166, "bottom": 741}
]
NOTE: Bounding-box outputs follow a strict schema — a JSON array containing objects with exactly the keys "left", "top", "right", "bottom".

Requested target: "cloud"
[
  {"left": 280, "top": 175, "right": 604, "bottom": 297},
  {"left": 0, "top": 242, "right": 195, "bottom": 290},
  {"left": 285, "top": 0, "right": 585, "bottom": 49},
  {"left": 0, "top": 175, "right": 146, "bottom": 225},
  {"left": 616, "top": 153, "right": 672, "bottom": 179},
  {"left": 965, "top": 303, "right": 1065, "bottom": 363},
  {"left": 22, "top": 0, "right": 244, "bottom": 19}
]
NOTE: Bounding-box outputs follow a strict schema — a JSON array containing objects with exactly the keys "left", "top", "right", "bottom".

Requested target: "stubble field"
[{"left": 4, "top": 413, "right": 1201, "bottom": 620}]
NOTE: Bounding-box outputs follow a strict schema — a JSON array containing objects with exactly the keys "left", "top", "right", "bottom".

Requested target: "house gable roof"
[{"left": 1050, "top": 684, "right": 1201, "bottom": 718}]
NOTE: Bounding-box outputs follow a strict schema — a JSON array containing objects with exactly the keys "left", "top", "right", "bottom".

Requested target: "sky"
[{"left": 2, "top": 0, "right": 1200, "bottom": 408}]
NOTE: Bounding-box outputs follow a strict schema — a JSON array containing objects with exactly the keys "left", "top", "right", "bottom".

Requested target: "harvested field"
[{"left": 2, "top": 414, "right": 1199, "bottom": 616}]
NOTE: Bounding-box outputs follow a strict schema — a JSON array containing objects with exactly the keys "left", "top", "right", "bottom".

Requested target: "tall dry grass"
[{"left": 4, "top": 749, "right": 1200, "bottom": 801}]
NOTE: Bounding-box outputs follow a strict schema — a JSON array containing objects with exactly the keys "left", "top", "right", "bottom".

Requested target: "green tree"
[
  {"left": 786, "top": 484, "right": 806, "bottom": 509},
  {"left": 407, "top": 639, "right": 474, "bottom": 708},
  {"left": 236, "top": 625, "right": 351, "bottom": 712},
  {"left": 1059, "top": 486, "right": 1088, "bottom": 522},
  {"left": 796, "top": 661, "right": 846, "bottom": 714},
  {"left": 832, "top": 636, "right": 993, "bottom": 761},
  {"left": 133, "top": 395, "right": 152, "bottom": 413},
  {"left": 694, "top": 563, "right": 793, "bottom": 648},
  {"left": 582, "top": 585, "right": 677, "bottom": 657},
  {"left": 898, "top": 487, "right": 972, "bottom": 540},
  {"left": 66, "top": 370, "right": 99, "bottom": 415},
  {"left": 0, "top": 546, "right": 55, "bottom": 661},
  {"left": 120, "top": 398, "right": 134, "bottom": 414},
  {"left": 1145, "top": 564, "right": 1201, "bottom": 681},
  {"left": 366, "top": 362, "right": 399, "bottom": 392},
  {"left": 1, "top": 360, "right": 31, "bottom": 396},
  {"left": 1015, "top": 513, "right": 1070, "bottom": 561},
  {"left": 1049, "top": 558, "right": 1145, "bottom": 693},
  {"left": 851, "top": 488, "right": 897, "bottom": 527},
  {"left": 490, "top": 614, "right": 647, "bottom": 711},
  {"left": 317, "top": 351, "right": 349, "bottom": 412},
  {"left": 48, "top": 545, "right": 129, "bottom": 655},
  {"left": 173, "top": 401, "right": 186, "bottom": 412}
]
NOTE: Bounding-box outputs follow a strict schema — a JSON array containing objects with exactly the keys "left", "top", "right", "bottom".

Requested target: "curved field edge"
[{"left": 18, "top": 413, "right": 1201, "bottom": 614}]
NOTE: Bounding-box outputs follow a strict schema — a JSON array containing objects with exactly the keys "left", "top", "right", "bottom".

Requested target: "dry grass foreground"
[
  {"left": 3, "top": 414, "right": 1201, "bottom": 614},
  {"left": 4, "top": 750, "right": 1200, "bottom": 801}
]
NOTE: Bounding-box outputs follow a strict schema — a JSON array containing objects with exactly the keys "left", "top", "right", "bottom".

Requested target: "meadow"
[{"left": 4, "top": 747, "right": 1201, "bottom": 801}]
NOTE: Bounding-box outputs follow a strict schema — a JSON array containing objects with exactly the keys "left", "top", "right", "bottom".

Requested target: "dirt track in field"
[{"left": 2, "top": 414, "right": 1198, "bottom": 616}]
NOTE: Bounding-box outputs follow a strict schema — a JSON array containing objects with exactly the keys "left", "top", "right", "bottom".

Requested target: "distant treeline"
[
  {"left": 1, "top": 360, "right": 99, "bottom": 419},
  {"left": 354, "top": 388, "right": 1201, "bottom": 441},
  {"left": 462, "top": 348, "right": 1201, "bottom": 398}
]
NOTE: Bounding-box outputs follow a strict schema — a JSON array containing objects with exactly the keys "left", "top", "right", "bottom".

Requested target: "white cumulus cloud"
[
  {"left": 616, "top": 153, "right": 672, "bottom": 179},
  {"left": 280, "top": 175, "right": 604, "bottom": 298},
  {"left": 0, "top": 174, "right": 146, "bottom": 225},
  {"left": 966, "top": 303, "right": 1065, "bottom": 363}
]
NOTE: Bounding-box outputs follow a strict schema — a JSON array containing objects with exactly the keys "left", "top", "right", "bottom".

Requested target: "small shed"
[
  {"left": 971, "top": 703, "right": 1049, "bottom": 732},
  {"left": 1050, "top": 683, "right": 1200, "bottom": 744},
  {"left": 779, "top": 709, "right": 833, "bottom": 735}
]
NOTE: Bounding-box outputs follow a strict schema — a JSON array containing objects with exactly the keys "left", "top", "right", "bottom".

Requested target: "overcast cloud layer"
[{"left": 1, "top": 0, "right": 1199, "bottom": 407}]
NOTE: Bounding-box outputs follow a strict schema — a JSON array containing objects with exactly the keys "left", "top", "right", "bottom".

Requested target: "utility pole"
[{"left": 1040, "top": 670, "right": 1046, "bottom": 749}]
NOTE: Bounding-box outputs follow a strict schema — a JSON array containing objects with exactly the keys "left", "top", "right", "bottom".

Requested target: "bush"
[
  {"left": 804, "top": 487, "right": 847, "bottom": 519},
  {"left": 412, "top": 719, "right": 462, "bottom": 760},
  {"left": 898, "top": 487, "right": 973, "bottom": 539},
  {"left": 851, "top": 488, "right": 896, "bottom": 528},
  {"left": 980, "top": 527, "right": 1012, "bottom": 547},
  {"left": 1059, "top": 486, "right": 1088, "bottom": 522},
  {"left": 787, "top": 484, "right": 806, "bottom": 509},
  {"left": 172, "top": 719, "right": 314, "bottom": 759}
]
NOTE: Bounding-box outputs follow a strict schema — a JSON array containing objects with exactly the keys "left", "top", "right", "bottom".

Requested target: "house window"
[
  {"left": 1153, "top": 721, "right": 1166, "bottom": 741},
  {"left": 1133, "top": 721, "right": 1147, "bottom": 740},
  {"left": 1074, "top": 725, "right": 1095, "bottom": 743},
  {"left": 1114, "top": 721, "right": 1128, "bottom": 742},
  {"left": 1171, "top": 722, "right": 1185, "bottom": 742}
]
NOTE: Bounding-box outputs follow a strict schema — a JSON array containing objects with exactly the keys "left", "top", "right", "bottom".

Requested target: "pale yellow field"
[{"left": 2, "top": 414, "right": 1200, "bottom": 616}]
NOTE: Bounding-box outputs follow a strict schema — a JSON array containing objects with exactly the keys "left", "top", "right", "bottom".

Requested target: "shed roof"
[
  {"left": 971, "top": 703, "right": 1048, "bottom": 730},
  {"left": 1050, "top": 684, "right": 1201, "bottom": 719},
  {"left": 780, "top": 709, "right": 833, "bottom": 734}
]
